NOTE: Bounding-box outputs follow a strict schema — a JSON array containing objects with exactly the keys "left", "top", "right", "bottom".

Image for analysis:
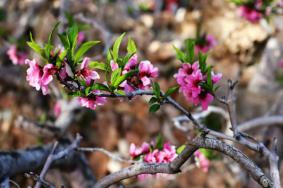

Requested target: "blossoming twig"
[{"left": 94, "top": 137, "right": 273, "bottom": 188}]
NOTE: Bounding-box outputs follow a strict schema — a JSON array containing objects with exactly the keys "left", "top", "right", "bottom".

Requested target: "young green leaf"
[
  {"left": 112, "top": 33, "right": 126, "bottom": 62},
  {"left": 206, "top": 66, "right": 213, "bottom": 90},
  {"left": 110, "top": 68, "right": 122, "bottom": 87},
  {"left": 113, "top": 69, "right": 138, "bottom": 88},
  {"left": 185, "top": 39, "right": 195, "bottom": 64},
  {"left": 149, "top": 103, "right": 160, "bottom": 113},
  {"left": 47, "top": 22, "right": 60, "bottom": 46},
  {"left": 74, "top": 41, "right": 100, "bottom": 63},
  {"left": 89, "top": 61, "right": 107, "bottom": 71},
  {"left": 173, "top": 46, "right": 186, "bottom": 63},
  {"left": 127, "top": 38, "right": 137, "bottom": 54},
  {"left": 67, "top": 24, "right": 78, "bottom": 60},
  {"left": 58, "top": 33, "right": 70, "bottom": 49},
  {"left": 27, "top": 41, "right": 43, "bottom": 55},
  {"left": 198, "top": 53, "right": 208, "bottom": 73},
  {"left": 155, "top": 134, "right": 164, "bottom": 150},
  {"left": 92, "top": 83, "right": 110, "bottom": 92},
  {"left": 148, "top": 97, "right": 158, "bottom": 105},
  {"left": 153, "top": 82, "right": 161, "bottom": 98},
  {"left": 176, "top": 144, "right": 186, "bottom": 154},
  {"left": 27, "top": 32, "right": 44, "bottom": 55},
  {"left": 164, "top": 86, "right": 179, "bottom": 97},
  {"left": 114, "top": 90, "right": 126, "bottom": 95}
]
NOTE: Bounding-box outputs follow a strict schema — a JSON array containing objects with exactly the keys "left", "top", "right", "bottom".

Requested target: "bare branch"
[
  {"left": 77, "top": 147, "right": 134, "bottom": 164},
  {"left": 238, "top": 116, "right": 283, "bottom": 132},
  {"left": 34, "top": 134, "right": 82, "bottom": 188}
]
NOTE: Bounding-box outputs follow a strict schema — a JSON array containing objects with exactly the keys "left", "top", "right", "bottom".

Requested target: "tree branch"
[
  {"left": 238, "top": 116, "right": 283, "bottom": 132},
  {"left": 95, "top": 136, "right": 273, "bottom": 188},
  {"left": 94, "top": 145, "right": 198, "bottom": 188}
]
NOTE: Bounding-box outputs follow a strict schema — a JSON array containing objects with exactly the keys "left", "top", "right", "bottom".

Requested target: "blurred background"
[{"left": 1, "top": 0, "right": 283, "bottom": 187}]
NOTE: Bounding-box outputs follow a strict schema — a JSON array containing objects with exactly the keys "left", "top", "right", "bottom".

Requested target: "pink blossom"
[
  {"left": 212, "top": 72, "right": 222, "bottom": 84},
  {"left": 59, "top": 62, "right": 74, "bottom": 80},
  {"left": 238, "top": 5, "right": 262, "bottom": 23},
  {"left": 79, "top": 57, "right": 100, "bottom": 85},
  {"left": 26, "top": 59, "right": 55, "bottom": 95},
  {"left": 129, "top": 141, "right": 177, "bottom": 180},
  {"left": 110, "top": 60, "right": 119, "bottom": 71},
  {"left": 174, "top": 61, "right": 220, "bottom": 110},
  {"left": 129, "top": 142, "right": 150, "bottom": 158},
  {"left": 199, "top": 92, "right": 214, "bottom": 110},
  {"left": 7, "top": 45, "right": 28, "bottom": 65},
  {"left": 195, "top": 35, "right": 217, "bottom": 54},
  {"left": 111, "top": 54, "right": 159, "bottom": 92},
  {"left": 41, "top": 64, "right": 55, "bottom": 95},
  {"left": 194, "top": 150, "right": 210, "bottom": 172},
  {"left": 138, "top": 60, "right": 159, "bottom": 88},
  {"left": 123, "top": 54, "right": 138, "bottom": 73},
  {"left": 26, "top": 59, "right": 42, "bottom": 91},
  {"left": 78, "top": 92, "right": 106, "bottom": 110},
  {"left": 77, "top": 31, "right": 85, "bottom": 45}
]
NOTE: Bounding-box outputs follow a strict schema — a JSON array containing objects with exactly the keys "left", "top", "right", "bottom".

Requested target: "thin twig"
[
  {"left": 34, "top": 134, "right": 82, "bottom": 188},
  {"left": 77, "top": 147, "right": 134, "bottom": 164}
]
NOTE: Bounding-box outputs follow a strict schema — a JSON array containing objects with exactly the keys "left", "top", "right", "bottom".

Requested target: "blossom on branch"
[
  {"left": 195, "top": 35, "right": 217, "bottom": 54},
  {"left": 7, "top": 45, "right": 28, "bottom": 65},
  {"left": 78, "top": 91, "right": 106, "bottom": 110},
  {"left": 78, "top": 57, "right": 100, "bottom": 85},
  {"left": 174, "top": 61, "right": 222, "bottom": 110},
  {"left": 129, "top": 141, "right": 177, "bottom": 180},
  {"left": 26, "top": 59, "right": 55, "bottom": 95}
]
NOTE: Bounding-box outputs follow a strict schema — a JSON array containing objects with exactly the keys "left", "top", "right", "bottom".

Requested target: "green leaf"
[
  {"left": 173, "top": 46, "right": 186, "bottom": 63},
  {"left": 121, "top": 52, "right": 135, "bottom": 67},
  {"left": 27, "top": 32, "right": 44, "bottom": 55},
  {"left": 149, "top": 103, "right": 160, "bottom": 113},
  {"left": 74, "top": 41, "right": 100, "bottom": 63},
  {"left": 92, "top": 83, "right": 110, "bottom": 92},
  {"left": 155, "top": 134, "right": 163, "bottom": 150},
  {"left": 148, "top": 97, "right": 158, "bottom": 104},
  {"left": 165, "top": 86, "right": 179, "bottom": 97},
  {"left": 44, "top": 43, "right": 53, "bottom": 61},
  {"left": 48, "top": 22, "right": 60, "bottom": 47},
  {"left": 113, "top": 69, "right": 138, "bottom": 88},
  {"left": 27, "top": 41, "right": 43, "bottom": 55},
  {"left": 114, "top": 90, "right": 125, "bottom": 95},
  {"left": 58, "top": 34, "right": 70, "bottom": 49},
  {"left": 127, "top": 38, "right": 137, "bottom": 54},
  {"left": 198, "top": 53, "right": 208, "bottom": 72},
  {"left": 89, "top": 61, "right": 106, "bottom": 71},
  {"left": 112, "top": 33, "right": 125, "bottom": 62},
  {"left": 110, "top": 68, "right": 122, "bottom": 87},
  {"left": 153, "top": 82, "right": 161, "bottom": 98},
  {"left": 67, "top": 24, "right": 78, "bottom": 60},
  {"left": 185, "top": 39, "right": 195, "bottom": 64},
  {"left": 177, "top": 145, "right": 186, "bottom": 154},
  {"left": 206, "top": 66, "right": 213, "bottom": 89}
]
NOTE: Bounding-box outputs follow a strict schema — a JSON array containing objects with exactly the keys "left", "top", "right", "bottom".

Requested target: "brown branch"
[
  {"left": 34, "top": 134, "right": 82, "bottom": 188},
  {"left": 94, "top": 145, "right": 198, "bottom": 188},
  {"left": 219, "top": 80, "right": 281, "bottom": 188},
  {"left": 95, "top": 136, "right": 273, "bottom": 188},
  {"left": 238, "top": 116, "right": 283, "bottom": 132}
]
